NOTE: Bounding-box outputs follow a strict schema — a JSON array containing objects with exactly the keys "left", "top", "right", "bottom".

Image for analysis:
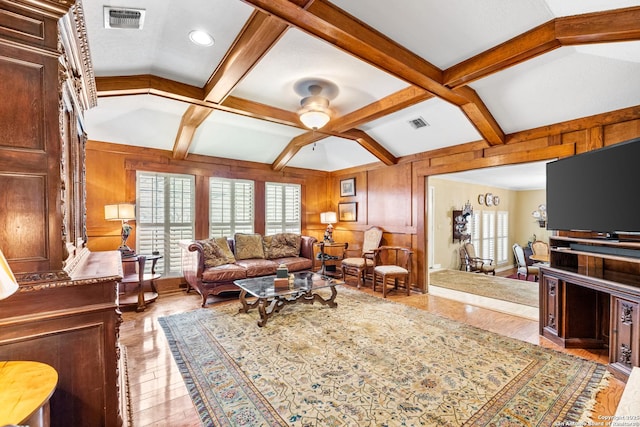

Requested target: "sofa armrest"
[
  {"left": 300, "top": 235, "right": 317, "bottom": 260},
  {"left": 179, "top": 240, "right": 205, "bottom": 283}
]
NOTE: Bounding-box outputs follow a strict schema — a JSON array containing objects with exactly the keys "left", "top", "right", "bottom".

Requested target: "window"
[
  {"left": 136, "top": 172, "right": 194, "bottom": 276},
  {"left": 469, "top": 210, "right": 509, "bottom": 265},
  {"left": 482, "top": 211, "right": 496, "bottom": 262},
  {"left": 468, "top": 211, "right": 480, "bottom": 252},
  {"left": 265, "top": 182, "right": 301, "bottom": 234},
  {"left": 496, "top": 211, "right": 509, "bottom": 264},
  {"left": 209, "top": 178, "right": 254, "bottom": 237}
]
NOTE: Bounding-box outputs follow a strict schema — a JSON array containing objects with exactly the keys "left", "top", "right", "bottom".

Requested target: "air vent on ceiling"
[
  {"left": 103, "top": 7, "right": 146, "bottom": 29},
  {"left": 408, "top": 116, "right": 430, "bottom": 129}
]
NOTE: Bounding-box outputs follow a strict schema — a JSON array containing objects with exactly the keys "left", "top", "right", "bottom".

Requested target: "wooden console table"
[
  {"left": 540, "top": 235, "right": 640, "bottom": 380},
  {"left": 0, "top": 361, "right": 58, "bottom": 427}
]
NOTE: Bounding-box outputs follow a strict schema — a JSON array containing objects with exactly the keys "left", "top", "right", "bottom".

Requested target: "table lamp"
[
  {"left": 0, "top": 249, "right": 19, "bottom": 300},
  {"left": 320, "top": 211, "right": 337, "bottom": 243},
  {"left": 105, "top": 203, "right": 136, "bottom": 257}
]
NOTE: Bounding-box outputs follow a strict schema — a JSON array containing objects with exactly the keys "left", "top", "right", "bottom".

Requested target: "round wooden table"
[{"left": 0, "top": 361, "right": 58, "bottom": 427}]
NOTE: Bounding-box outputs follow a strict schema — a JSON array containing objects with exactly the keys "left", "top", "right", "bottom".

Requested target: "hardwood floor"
[{"left": 119, "top": 283, "right": 625, "bottom": 427}]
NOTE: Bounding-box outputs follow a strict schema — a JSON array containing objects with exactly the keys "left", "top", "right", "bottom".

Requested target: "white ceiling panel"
[
  {"left": 84, "top": 95, "right": 188, "bottom": 150},
  {"left": 434, "top": 161, "right": 550, "bottom": 191},
  {"left": 231, "top": 28, "right": 409, "bottom": 115},
  {"left": 85, "top": 0, "right": 254, "bottom": 86},
  {"left": 286, "top": 137, "right": 380, "bottom": 172},
  {"left": 361, "top": 98, "right": 482, "bottom": 157},
  {"left": 544, "top": 0, "right": 640, "bottom": 17},
  {"left": 190, "top": 111, "right": 306, "bottom": 163},
  {"left": 330, "top": 0, "right": 554, "bottom": 68},
  {"left": 470, "top": 43, "right": 640, "bottom": 133}
]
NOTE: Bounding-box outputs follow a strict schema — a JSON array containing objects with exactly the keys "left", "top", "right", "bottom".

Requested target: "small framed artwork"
[
  {"left": 340, "top": 178, "right": 356, "bottom": 197},
  {"left": 338, "top": 202, "right": 357, "bottom": 222}
]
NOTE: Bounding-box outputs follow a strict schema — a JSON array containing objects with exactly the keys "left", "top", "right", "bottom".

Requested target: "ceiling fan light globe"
[{"left": 299, "top": 110, "right": 330, "bottom": 130}]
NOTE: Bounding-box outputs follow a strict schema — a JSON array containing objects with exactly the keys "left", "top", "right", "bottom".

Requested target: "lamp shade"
[
  {"left": 320, "top": 211, "right": 337, "bottom": 224},
  {"left": 105, "top": 203, "right": 135, "bottom": 221},
  {"left": 0, "top": 249, "right": 19, "bottom": 300}
]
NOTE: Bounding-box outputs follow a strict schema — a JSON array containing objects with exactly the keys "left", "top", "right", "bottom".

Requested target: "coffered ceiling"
[{"left": 83, "top": 0, "right": 640, "bottom": 186}]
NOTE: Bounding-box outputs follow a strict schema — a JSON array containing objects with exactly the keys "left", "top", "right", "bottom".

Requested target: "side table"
[
  {"left": 0, "top": 360, "right": 58, "bottom": 427},
  {"left": 314, "top": 241, "right": 348, "bottom": 277},
  {"left": 120, "top": 254, "right": 162, "bottom": 311}
]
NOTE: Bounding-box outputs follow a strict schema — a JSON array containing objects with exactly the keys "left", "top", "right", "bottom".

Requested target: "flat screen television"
[{"left": 546, "top": 137, "right": 640, "bottom": 236}]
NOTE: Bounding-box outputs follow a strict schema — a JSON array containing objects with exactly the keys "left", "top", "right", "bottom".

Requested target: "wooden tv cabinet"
[{"left": 540, "top": 235, "right": 640, "bottom": 380}]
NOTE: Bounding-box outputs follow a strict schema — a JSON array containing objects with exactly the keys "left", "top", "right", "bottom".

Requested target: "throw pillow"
[
  {"left": 234, "top": 233, "right": 265, "bottom": 260},
  {"left": 198, "top": 237, "right": 235, "bottom": 268},
  {"left": 264, "top": 233, "right": 301, "bottom": 259}
]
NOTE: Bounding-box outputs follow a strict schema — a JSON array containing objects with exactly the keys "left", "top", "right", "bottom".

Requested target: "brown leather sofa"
[{"left": 180, "top": 234, "right": 317, "bottom": 307}]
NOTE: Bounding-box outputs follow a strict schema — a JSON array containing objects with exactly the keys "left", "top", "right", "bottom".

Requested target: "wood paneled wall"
[
  {"left": 86, "top": 106, "right": 640, "bottom": 293},
  {"left": 85, "top": 142, "right": 330, "bottom": 254}
]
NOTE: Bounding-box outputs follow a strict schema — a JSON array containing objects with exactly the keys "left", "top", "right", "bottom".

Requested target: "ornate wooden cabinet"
[
  {"left": 0, "top": 1, "right": 122, "bottom": 425},
  {"left": 540, "top": 235, "right": 640, "bottom": 380}
]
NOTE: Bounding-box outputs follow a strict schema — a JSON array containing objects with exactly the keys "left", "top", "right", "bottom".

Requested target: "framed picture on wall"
[
  {"left": 338, "top": 202, "right": 357, "bottom": 222},
  {"left": 340, "top": 178, "right": 356, "bottom": 197}
]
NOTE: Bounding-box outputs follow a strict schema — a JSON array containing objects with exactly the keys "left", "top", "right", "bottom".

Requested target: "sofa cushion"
[
  {"left": 235, "top": 259, "right": 278, "bottom": 277},
  {"left": 263, "top": 233, "right": 301, "bottom": 259},
  {"left": 201, "top": 263, "right": 247, "bottom": 282},
  {"left": 234, "top": 233, "right": 265, "bottom": 260},
  {"left": 273, "top": 256, "right": 313, "bottom": 272},
  {"left": 198, "top": 237, "right": 236, "bottom": 268}
]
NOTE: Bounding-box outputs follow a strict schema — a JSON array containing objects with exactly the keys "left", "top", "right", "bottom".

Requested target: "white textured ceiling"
[{"left": 83, "top": 0, "right": 640, "bottom": 185}]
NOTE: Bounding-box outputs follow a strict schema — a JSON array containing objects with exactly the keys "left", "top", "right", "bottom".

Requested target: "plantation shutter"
[
  {"left": 482, "top": 211, "right": 496, "bottom": 261},
  {"left": 468, "top": 212, "right": 481, "bottom": 251},
  {"left": 496, "top": 211, "right": 509, "bottom": 264},
  {"left": 209, "top": 178, "right": 254, "bottom": 237},
  {"left": 137, "top": 172, "right": 194, "bottom": 276},
  {"left": 265, "top": 182, "right": 301, "bottom": 234}
]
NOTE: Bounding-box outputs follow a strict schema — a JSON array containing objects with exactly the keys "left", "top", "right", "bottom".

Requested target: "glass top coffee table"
[{"left": 234, "top": 271, "right": 343, "bottom": 327}]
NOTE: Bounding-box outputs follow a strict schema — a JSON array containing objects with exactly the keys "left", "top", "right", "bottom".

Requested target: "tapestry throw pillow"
[
  {"left": 234, "top": 233, "right": 265, "bottom": 260},
  {"left": 263, "top": 233, "right": 301, "bottom": 259},
  {"left": 198, "top": 238, "right": 236, "bottom": 268}
]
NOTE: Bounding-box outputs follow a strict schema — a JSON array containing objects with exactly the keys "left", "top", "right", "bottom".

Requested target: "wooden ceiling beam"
[
  {"left": 444, "top": 7, "right": 640, "bottom": 88},
  {"left": 172, "top": 105, "right": 214, "bottom": 159},
  {"left": 555, "top": 6, "right": 640, "bottom": 45},
  {"left": 95, "top": 75, "right": 204, "bottom": 100},
  {"left": 203, "top": 10, "right": 289, "bottom": 104},
  {"left": 340, "top": 129, "right": 397, "bottom": 166},
  {"left": 453, "top": 86, "right": 505, "bottom": 146},
  {"left": 328, "top": 86, "right": 433, "bottom": 132},
  {"left": 444, "top": 21, "right": 559, "bottom": 88},
  {"left": 272, "top": 132, "right": 327, "bottom": 171},
  {"left": 242, "top": 0, "right": 506, "bottom": 146}
]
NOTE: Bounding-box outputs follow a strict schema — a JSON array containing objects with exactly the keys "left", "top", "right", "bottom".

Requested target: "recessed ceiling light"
[{"left": 188, "top": 30, "right": 214, "bottom": 47}]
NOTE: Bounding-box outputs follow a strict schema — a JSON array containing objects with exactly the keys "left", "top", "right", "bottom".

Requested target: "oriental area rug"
[
  {"left": 159, "top": 287, "right": 608, "bottom": 427},
  {"left": 429, "top": 269, "right": 539, "bottom": 308}
]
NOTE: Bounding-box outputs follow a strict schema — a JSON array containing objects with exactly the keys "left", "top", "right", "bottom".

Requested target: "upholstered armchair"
[
  {"left": 340, "top": 226, "right": 383, "bottom": 288},
  {"left": 461, "top": 242, "right": 496, "bottom": 275},
  {"left": 513, "top": 243, "right": 539, "bottom": 281}
]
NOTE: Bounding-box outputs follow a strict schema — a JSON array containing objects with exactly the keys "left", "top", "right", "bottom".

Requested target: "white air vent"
[
  {"left": 104, "top": 7, "right": 146, "bottom": 29},
  {"left": 408, "top": 117, "right": 430, "bottom": 129}
]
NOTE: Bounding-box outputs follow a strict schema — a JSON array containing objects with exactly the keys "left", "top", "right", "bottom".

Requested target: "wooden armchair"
[
  {"left": 371, "top": 246, "right": 413, "bottom": 298},
  {"left": 341, "top": 226, "right": 383, "bottom": 288},
  {"left": 531, "top": 240, "right": 548, "bottom": 255},
  {"left": 461, "top": 242, "right": 495, "bottom": 275}
]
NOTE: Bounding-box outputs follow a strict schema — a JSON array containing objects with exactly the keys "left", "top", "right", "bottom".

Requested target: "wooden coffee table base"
[{"left": 238, "top": 286, "right": 338, "bottom": 327}]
